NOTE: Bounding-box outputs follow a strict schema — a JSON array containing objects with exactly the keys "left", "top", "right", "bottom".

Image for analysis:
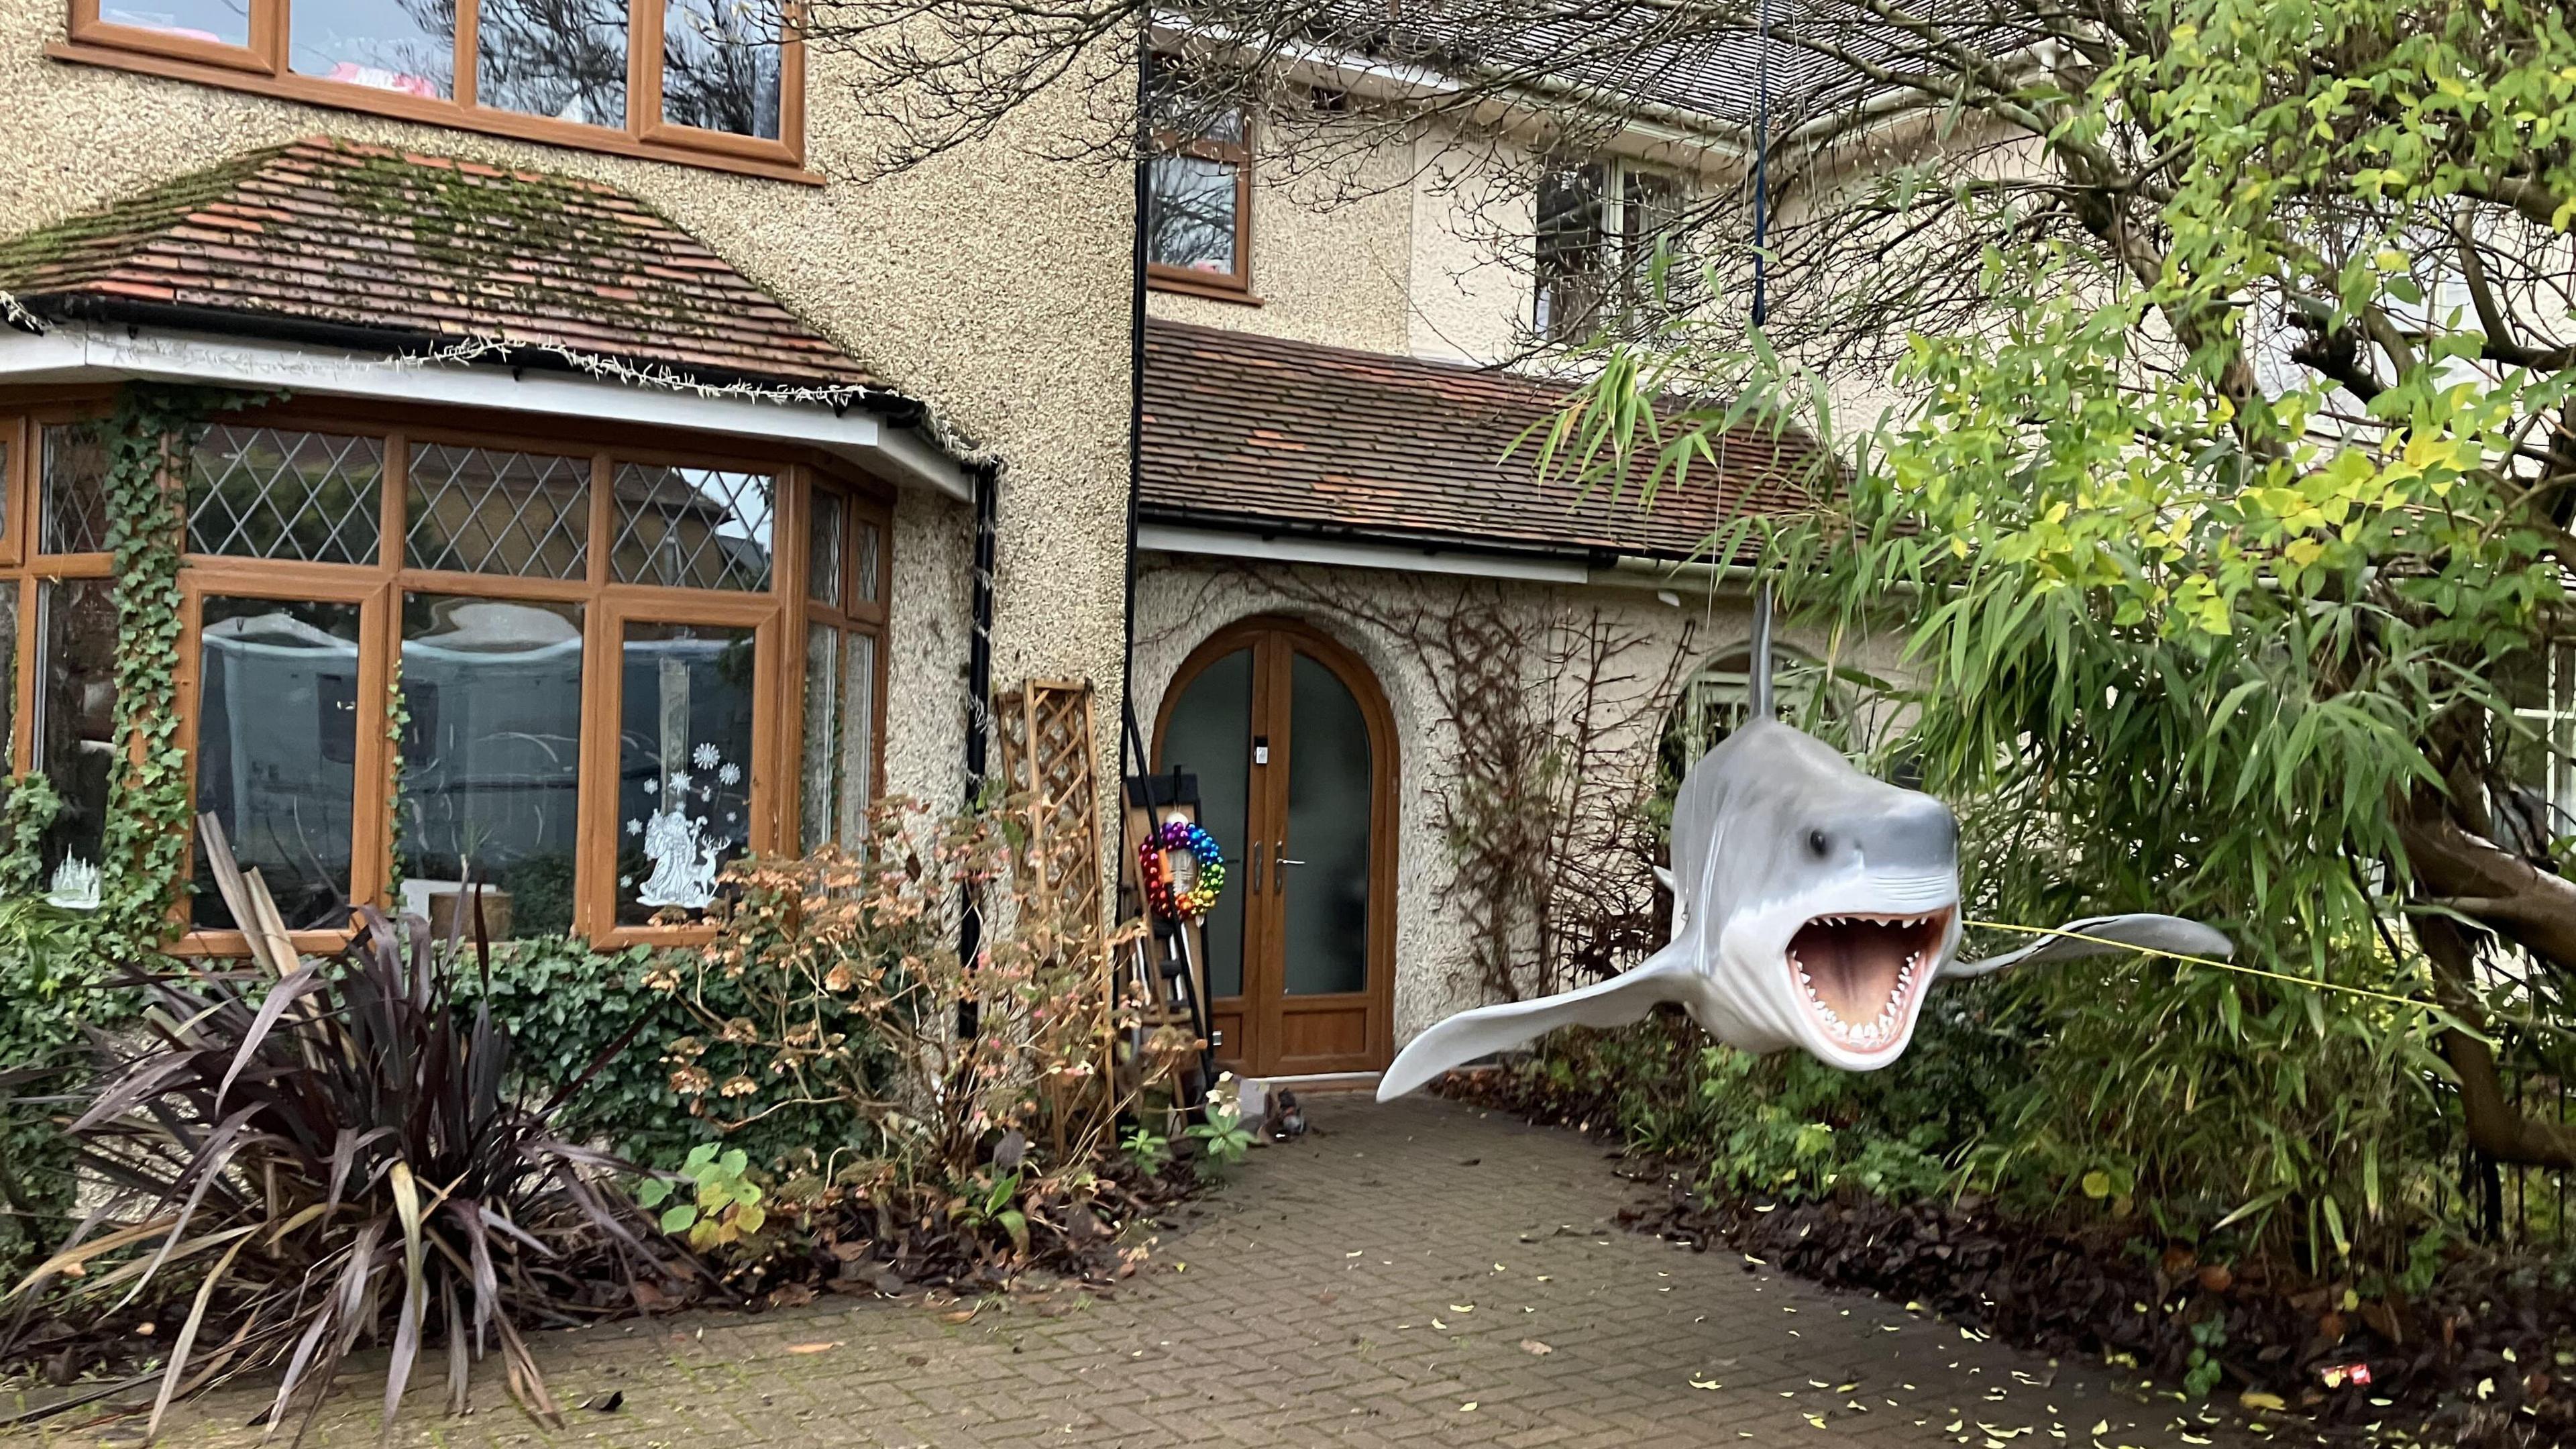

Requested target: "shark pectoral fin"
[
  {"left": 1946, "top": 913, "right": 2235, "bottom": 979},
  {"left": 1377, "top": 951, "right": 1698, "bottom": 1102},
  {"left": 1652, "top": 866, "right": 1687, "bottom": 940}
]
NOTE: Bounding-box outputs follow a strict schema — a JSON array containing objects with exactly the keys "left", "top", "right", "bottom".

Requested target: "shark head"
[{"left": 1675, "top": 719, "right": 1965, "bottom": 1071}]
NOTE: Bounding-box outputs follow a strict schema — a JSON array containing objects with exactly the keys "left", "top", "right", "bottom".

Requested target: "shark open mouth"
[{"left": 1787, "top": 909, "right": 1952, "bottom": 1053}]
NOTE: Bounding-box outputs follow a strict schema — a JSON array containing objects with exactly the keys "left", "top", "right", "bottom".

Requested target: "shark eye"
[{"left": 1806, "top": 828, "right": 1830, "bottom": 859}]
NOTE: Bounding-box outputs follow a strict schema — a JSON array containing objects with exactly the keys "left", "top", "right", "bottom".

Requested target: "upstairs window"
[
  {"left": 1536, "top": 160, "right": 1690, "bottom": 341},
  {"left": 1146, "top": 59, "right": 1253, "bottom": 297},
  {"left": 65, "top": 0, "right": 802, "bottom": 172}
]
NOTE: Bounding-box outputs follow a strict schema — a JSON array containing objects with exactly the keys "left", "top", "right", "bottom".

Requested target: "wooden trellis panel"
[{"left": 991, "top": 677, "right": 1105, "bottom": 949}]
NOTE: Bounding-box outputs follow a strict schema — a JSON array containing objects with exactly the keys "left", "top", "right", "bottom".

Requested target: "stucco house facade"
[
  {"left": 0, "top": 0, "right": 1856, "bottom": 1084},
  {"left": 1124, "top": 66, "right": 1883, "bottom": 1081},
  {"left": 0, "top": 2, "right": 1137, "bottom": 953}
]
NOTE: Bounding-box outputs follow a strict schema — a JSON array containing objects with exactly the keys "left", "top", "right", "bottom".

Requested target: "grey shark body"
[{"left": 1377, "top": 712, "right": 2231, "bottom": 1101}]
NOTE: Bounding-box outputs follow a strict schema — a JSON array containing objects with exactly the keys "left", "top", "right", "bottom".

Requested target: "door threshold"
[{"left": 1248, "top": 1070, "right": 1381, "bottom": 1094}]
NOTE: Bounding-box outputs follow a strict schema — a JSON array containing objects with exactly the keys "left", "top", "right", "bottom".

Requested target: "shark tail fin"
[
  {"left": 1377, "top": 948, "right": 1698, "bottom": 1102},
  {"left": 1750, "top": 582, "right": 1774, "bottom": 721}
]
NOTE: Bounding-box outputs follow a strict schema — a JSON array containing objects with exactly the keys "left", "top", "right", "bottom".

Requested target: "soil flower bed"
[{"left": 1440, "top": 1068, "right": 2576, "bottom": 1449}]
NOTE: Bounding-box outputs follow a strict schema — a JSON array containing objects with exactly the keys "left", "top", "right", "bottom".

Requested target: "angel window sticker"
[{"left": 616, "top": 623, "right": 757, "bottom": 924}]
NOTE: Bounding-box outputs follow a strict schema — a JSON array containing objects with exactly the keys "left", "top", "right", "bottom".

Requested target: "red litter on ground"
[{"left": 2322, "top": 1362, "right": 2373, "bottom": 1388}]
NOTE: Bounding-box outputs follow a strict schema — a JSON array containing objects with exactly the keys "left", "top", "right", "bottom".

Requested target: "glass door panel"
[
  {"left": 1281, "top": 651, "right": 1371, "bottom": 995},
  {"left": 1159, "top": 645, "right": 1253, "bottom": 999}
]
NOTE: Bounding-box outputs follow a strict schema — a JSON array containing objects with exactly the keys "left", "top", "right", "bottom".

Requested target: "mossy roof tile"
[{"left": 0, "top": 136, "right": 879, "bottom": 391}]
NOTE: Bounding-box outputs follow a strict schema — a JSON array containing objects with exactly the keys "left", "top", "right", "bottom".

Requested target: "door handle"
[{"left": 1275, "top": 841, "right": 1303, "bottom": 891}]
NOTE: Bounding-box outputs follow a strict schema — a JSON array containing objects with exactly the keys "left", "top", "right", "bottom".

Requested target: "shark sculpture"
[{"left": 1378, "top": 593, "right": 2232, "bottom": 1100}]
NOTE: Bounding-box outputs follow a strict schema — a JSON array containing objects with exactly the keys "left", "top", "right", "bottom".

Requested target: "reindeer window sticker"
[{"left": 1379, "top": 590, "right": 2233, "bottom": 1098}]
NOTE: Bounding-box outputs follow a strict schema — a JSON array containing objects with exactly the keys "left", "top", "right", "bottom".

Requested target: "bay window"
[
  {"left": 62, "top": 0, "right": 803, "bottom": 174},
  {"left": 0, "top": 400, "right": 889, "bottom": 954}
]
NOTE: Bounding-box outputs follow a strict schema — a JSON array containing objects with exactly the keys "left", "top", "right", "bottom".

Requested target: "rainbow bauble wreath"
[{"left": 1138, "top": 818, "right": 1227, "bottom": 921}]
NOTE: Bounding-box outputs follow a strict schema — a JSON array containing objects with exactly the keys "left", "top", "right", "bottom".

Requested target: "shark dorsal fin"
[{"left": 1749, "top": 582, "right": 1774, "bottom": 722}]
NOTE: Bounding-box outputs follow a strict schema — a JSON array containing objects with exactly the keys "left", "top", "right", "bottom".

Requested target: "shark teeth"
[{"left": 1786, "top": 930, "right": 1938, "bottom": 1053}]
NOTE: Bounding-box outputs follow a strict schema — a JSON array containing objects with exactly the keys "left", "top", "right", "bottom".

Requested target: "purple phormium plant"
[{"left": 6, "top": 904, "right": 693, "bottom": 1444}]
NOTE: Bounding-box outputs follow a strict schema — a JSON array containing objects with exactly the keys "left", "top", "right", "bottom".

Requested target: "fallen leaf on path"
[
  {"left": 1519, "top": 1339, "right": 1552, "bottom": 1356},
  {"left": 785, "top": 1342, "right": 843, "bottom": 1355}
]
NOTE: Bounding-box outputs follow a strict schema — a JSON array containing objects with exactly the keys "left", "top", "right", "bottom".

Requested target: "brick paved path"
[{"left": 34, "top": 1094, "right": 2289, "bottom": 1448}]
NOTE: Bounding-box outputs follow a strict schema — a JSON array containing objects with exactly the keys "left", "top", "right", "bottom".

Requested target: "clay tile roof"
[
  {"left": 1140, "top": 319, "right": 1823, "bottom": 563},
  {"left": 0, "top": 136, "right": 879, "bottom": 392}
]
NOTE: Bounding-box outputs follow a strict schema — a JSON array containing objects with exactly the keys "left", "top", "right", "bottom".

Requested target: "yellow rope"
[{"left": 1962, "top": 918, "right": 2443, "bottom": 1012}]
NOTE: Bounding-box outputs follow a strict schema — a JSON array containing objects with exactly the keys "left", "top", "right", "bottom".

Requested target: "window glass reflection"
[
  {"left": 617, "top": 621, "right": 755, "bottom": 924},
  {"left": 289, "top": 0, "right": 454, "bottom": 95},
  {"left": 41, "top": 425, "right": 110, "bottom": 557},
  {"left": 191, "top": 598, "right": 362, "bottom": 931},
  {"left": 800, "top": 623, "right": 873, "bottom": 851},
  {"left": 397, "top": 594, "right": 585, "bottom": 939},
  {"left": 407, "top": 445, "right": 590, "bottom": 579},
  {"left": 661, "top": 0, "right": 783, "bottom": 139},
  {"left": 806, "top": 490, "right": 844, "bottom": 607},
  {"left": 477, "top": 0, "right": 627, "bottom": 127},
  {"left": 35, "top": 579, "right": 119, "bottom": 910},
  {"left": 100, "top": 0, "right": 248, "bottom": 44},
  {"left": 1147, "top": 155, "right": 1239, "bottom": 274},
  {"left": 609, "top": 464, "right": 774, "bottom": 590}
]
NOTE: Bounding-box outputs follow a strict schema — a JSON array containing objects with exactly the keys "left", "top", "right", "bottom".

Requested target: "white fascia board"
[
  {"left": 0, "top": 323, "right": 973, "bottom": 500},
  {"left": 1139, "top": 522, "right": 1591, "bottom": 583},
  {"left": 1147, "top": 13, "right": 1748, "bottom": 156}
]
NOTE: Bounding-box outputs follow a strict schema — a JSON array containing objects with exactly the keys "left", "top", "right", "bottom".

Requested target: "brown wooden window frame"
[
  {"left": 0, "top": 392, "right": 890, "bottom": 957},
  {"left": 794, "top": 477, "right": 890, "bottom": 852},
  {"left": 1144, "top": 75, "right": 1255, "bottom": 302},
  {"left": 52, "top": 0, "right": 810, "bottom": 181}
]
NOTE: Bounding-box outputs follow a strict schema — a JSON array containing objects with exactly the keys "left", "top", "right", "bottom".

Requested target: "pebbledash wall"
[
  {"left": 1127, "top": 556, "right": 1902, "bottom": 1042},
  {"left": 0, "top": 1, "right": 1140, "bottom": 818}
]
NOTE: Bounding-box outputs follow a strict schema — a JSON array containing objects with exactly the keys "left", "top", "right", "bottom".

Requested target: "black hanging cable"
[{"left": 1752, "top": 0, "right": 1772, "bottom": 328}]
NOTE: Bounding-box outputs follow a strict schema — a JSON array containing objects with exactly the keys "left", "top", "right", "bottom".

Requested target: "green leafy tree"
[{"left": 1542, "top": 0, "right": 2576, "bottom": 1263}]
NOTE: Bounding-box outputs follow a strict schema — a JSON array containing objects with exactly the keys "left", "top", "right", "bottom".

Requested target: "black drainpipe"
[
  {"left": 957, "top": 460, "right": 999, "bottom": 1018},
  {"left": 1118, "top": 33, "right": 1152, "bottom": 803}
]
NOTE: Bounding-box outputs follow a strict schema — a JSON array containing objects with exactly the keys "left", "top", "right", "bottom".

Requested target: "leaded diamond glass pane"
[
  {"left": 188, "top": 427, "right": 385, "bottom": 563},
  {"left": 406, "top": 445, "right": 590, "bottom": 578},
  {"left": 857, "top": 520, "right": 881, "bottom": 602},
  {"left": 610, "top": 464, "right": 774, "bottom": 591},
  {"left": 41, "top": 424, "right": 109, "bottom": 556},
  {"left": 806, "top": 490, "right": 845, "bottom": 606}
]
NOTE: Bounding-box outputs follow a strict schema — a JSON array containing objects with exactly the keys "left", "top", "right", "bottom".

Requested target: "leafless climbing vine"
[{"left": 1146, "top": 566, "right": 1694, "bottom": 1008}]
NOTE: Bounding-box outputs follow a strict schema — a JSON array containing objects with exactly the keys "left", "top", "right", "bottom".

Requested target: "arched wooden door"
[{"left": 1155, "top": 617, "right": 1397, "bottom": 1076}]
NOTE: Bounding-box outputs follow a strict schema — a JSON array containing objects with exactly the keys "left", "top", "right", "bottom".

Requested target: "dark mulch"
[{"left": 1438, "top": 1068, "right": 2576, "bottom": 1449}]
